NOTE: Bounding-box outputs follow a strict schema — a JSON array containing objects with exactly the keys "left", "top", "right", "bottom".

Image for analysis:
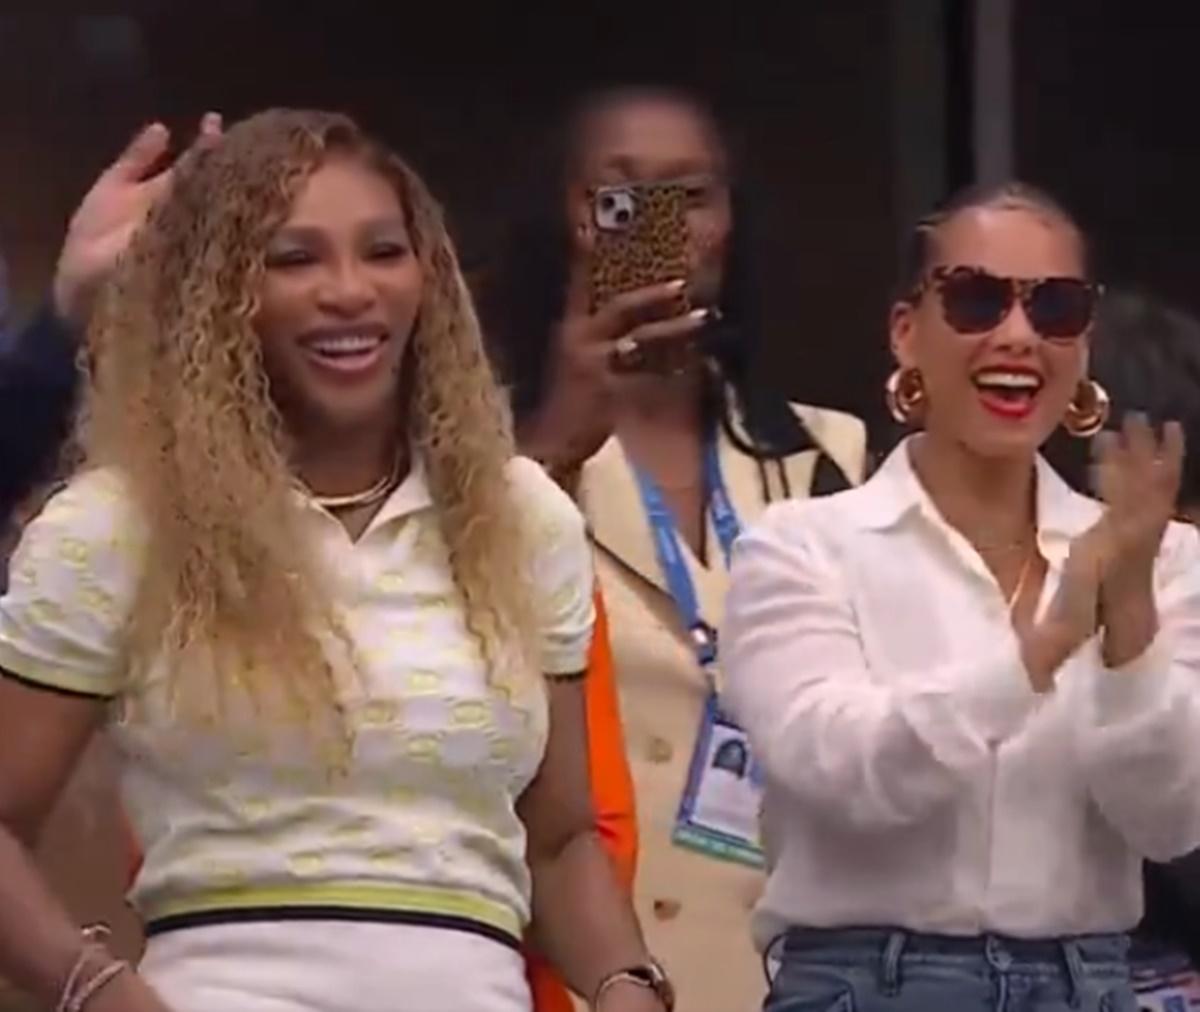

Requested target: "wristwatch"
[{"left": 592, "top": 958, "right": 675, "bottom": 1011}]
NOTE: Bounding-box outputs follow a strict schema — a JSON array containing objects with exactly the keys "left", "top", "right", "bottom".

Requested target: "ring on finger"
[{"left": 610, "top": 335, "right": 643, "bottom": 371}]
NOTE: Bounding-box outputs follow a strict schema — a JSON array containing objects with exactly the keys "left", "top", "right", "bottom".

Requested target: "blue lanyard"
[{"left": 633, "top": 440, "right": 741, "bottom": 667}]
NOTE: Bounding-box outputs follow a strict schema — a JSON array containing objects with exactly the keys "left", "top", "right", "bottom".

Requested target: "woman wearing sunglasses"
[{"left": 724, "top": 181, "right": 1200, "bottom": 1012}]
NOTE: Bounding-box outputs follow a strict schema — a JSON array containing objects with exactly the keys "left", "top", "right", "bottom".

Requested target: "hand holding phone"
[{"left": 519, "top": 270, "right": 708, "bottom": 476}]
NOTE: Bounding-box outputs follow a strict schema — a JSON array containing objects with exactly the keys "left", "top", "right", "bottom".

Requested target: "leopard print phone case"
[{"left": 588, "top": 179, "right": 691, "bottom": 313}]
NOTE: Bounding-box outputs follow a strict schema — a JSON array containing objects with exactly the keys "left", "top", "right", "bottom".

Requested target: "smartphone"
[{"left": 588, "top": 179, "right": 691, "bottom": 314}]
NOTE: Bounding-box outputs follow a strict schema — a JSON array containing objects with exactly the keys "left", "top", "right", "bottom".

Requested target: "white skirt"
[{"left": 139, "top": 920, "right": 532, "bottom": 1012}]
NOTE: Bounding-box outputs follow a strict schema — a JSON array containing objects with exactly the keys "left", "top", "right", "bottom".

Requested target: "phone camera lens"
[
  {"left": 600, "top": 194, "right": 615, "bottom": 211},
  {"left": 616, "top": 208, "right": 631, "bottom": 225}
]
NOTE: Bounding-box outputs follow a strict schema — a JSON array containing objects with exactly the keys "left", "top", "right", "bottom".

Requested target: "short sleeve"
[
  {"left": 0, "top": 469, "right": 142, "bottom": 697},
  {"left": 508, "top": 457, "right": 596, "bottom": 677}
]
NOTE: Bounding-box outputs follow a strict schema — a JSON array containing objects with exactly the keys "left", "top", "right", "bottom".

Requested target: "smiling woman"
[
  {"left": 0, "top": 110, "right": 663, "bottom": 1012},
  {"left": 725, "top": 181, "right": 1200, "bottom": 1012},
  {"left": 255, "top": 156, "right": 423, "bottom": 493}
]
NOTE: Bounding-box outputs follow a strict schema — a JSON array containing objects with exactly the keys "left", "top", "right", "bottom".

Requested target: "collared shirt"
[
  {"left": 724, "top": 438, "right": 1200, "bottom": 948},
  {"left": 577, "top": 402, "right": 867, "bottom": 1012},
  {"left": 0, "top": 456, "right": 594, "bottom": 945}
]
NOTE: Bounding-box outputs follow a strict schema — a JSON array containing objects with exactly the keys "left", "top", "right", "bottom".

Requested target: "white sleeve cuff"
[{"left": 1093, "top": 637, "right": 1172, "bottom": 726}]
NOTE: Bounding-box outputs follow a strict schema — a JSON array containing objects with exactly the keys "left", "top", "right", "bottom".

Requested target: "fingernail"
[
  {"left": 667, "top": 279, "right": 687, "bottom": 292},
  {"left": 688, "top": 308, "right": 709, "bottom": 322}
]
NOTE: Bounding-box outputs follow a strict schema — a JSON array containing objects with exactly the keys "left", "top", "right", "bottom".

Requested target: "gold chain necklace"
[
  {"left": 1004, "top": 547, "right": 1035, "bottom": 611},
  {"left": 304, "top": 458, "right": 402, "bottom": 512}
]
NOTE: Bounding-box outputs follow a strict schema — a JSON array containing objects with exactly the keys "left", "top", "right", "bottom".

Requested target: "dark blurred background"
[{"left": 1, "top": 1, "right": 1196, "bottom": 443}]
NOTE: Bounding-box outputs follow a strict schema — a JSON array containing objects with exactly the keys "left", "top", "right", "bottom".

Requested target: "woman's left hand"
[
  {"left": 1093, "top": 413, "right": 1183, "bottom": 588},
  {"left": 1092, "top": 413, "right": 1185, "bottom": 665}
]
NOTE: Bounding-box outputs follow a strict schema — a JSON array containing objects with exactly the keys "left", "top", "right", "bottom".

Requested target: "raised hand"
[
  {"left": 1092, "top": 413, "right": 1184, "bottom": 594},
  {"left": 1092, "top": 413, "right": 1184, "bottom": 665},
  {"left": 518, "top": 257, "right": 707, "bottom": 476},
  {"left": 53, "top": 112, "right": 222, "bottom": 325}
]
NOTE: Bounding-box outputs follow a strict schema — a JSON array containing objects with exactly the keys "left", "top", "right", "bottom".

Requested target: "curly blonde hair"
[{"left": 82, "top": 109, "right": 536, "bottom": 742}]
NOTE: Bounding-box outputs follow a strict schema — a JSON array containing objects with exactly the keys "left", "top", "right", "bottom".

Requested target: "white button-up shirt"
[{"left": 723, "top": 438, "right": 1200, "bottom": 949}]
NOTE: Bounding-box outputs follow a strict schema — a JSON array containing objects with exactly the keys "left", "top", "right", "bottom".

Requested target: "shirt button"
[
  {"left": 652, "top": 898, "right": 682, "bottom": 921},
  {"left": 646, "top": 736, "right": 674, "bottom": 764}
]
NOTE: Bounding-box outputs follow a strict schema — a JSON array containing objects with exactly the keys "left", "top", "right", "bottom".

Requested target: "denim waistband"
[
  {"left": 781, "top": 927, "right": 1129, "bottom": 967},
  {"left": 773, "top": 926, "right": 1130, "bottom": 1005}
]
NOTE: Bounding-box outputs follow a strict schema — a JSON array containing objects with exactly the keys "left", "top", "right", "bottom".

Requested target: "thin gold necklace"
[
  {"left": 1004, "top": 547, "right": 1036, "bottom": 611},
  {"left": 973, "top": 537, "right": 1030, "bottom": 554},
  {"left": 305, "top": 458, "right": 402, "bottom": 512}
]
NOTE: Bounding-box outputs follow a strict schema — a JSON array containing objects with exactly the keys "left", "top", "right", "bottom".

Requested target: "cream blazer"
[{"left": 578, "top": 403, "right": 867, "bottom": 1012}]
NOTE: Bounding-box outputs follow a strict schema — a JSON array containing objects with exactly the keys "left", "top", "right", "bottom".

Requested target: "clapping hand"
[
  {"left": 1091, "top": 413, "right": 1184, "bottom": 595},
  {"left": 1023, "top": 413, "right": 1184, "bottom": 687},
  {"left": 1091, "top": 413, "right": 1184, "bottom": 665}
]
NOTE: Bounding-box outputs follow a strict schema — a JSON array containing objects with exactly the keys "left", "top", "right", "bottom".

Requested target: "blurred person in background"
[
  {"left": 726, "top": 182, "right": 1200, "bottom": 1012},
  {"left": 484, "top": 85, "right": 867, "bottom": 1010},
  {"left": 0, "top": 109, "right": 666, "bottom": 1012},
  {"left": 1062, "top": 288, "right": 1200, "bottom": 1009}
]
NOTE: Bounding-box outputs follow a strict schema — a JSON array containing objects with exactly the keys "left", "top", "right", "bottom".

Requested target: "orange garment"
[
  {"left": 120, "top": 590, "right": 638, "bottom": 1010},
  {"left": 526, "top": 590, "right": 638, "bottom": 1011}
]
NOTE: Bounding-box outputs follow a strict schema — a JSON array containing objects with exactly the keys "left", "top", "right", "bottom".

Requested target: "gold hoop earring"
[
  {"left": 885, "top": 368, "right": 926, "bottom": 425},
  {"left": 1063, "top": 379, "right": 1111, "bottom": 438}
]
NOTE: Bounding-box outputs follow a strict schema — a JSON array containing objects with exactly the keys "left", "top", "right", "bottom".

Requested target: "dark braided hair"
[{"left": 895, "top": 180, "right": 1093, "bottom": 303}]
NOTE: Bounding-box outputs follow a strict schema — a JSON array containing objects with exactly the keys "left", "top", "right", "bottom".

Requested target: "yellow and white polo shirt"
[{"left": 0, "top": 456, "right": 594, "bottom": 948}]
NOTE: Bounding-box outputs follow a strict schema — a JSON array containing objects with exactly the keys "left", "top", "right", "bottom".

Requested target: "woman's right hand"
[
  {"left": 1019, "top": 521, "right": 1108, "bottom": 692},
  {"left": 518, "top": 266, "right": 708, "bottom": 475},
  {"left": 53, "top": 113, "right": 222, "bottom": 327}
]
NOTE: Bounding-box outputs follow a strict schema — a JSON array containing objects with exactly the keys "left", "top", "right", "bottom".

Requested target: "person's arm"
[
  {"left": 1078, "top": 523, "right": 1200, "bottom": 861},
  {"left": 526, "top": 591, "right": 638, "bottom": 1012},
  {"left": 520, "top": 679, "right": 661, "bottom": 1012},
  {"left": 511, "top": 459, "right": 663, "bottom": 1010},
  {"left": 0, "top": 475, "right": 169, "bottom": 1011},
  {"left": 722, "top": 503, "right": 1097, "bottom": 831}
]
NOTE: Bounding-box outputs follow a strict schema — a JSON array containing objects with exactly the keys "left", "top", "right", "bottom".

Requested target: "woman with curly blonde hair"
[{"left": 0, "top": 109, "right": 669, "bottom": 1012}]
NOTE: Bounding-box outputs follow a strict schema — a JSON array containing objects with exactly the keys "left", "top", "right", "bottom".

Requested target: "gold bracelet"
[
  {"left": 65, "top": 960, "right": 128, "bottom": 1012},
  {"left": 55, "top": 923, "right": 119, "bottom": 1012},
  {"left": 591, "top": 959, "right": 674, "bottom": 1011}
]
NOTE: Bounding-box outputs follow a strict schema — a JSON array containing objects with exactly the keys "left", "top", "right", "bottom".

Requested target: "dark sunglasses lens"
[
  {"left": 1027, "top": 279, "right": 1095, "bottom": 338},
  {"left": 940, "top": 273, "right": 1012, "bottom": 333}
]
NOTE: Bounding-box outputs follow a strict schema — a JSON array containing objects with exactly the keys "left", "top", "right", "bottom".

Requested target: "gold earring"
[
  {"left": 1063, "top": 379, "right": 1111, "bottom": 438},
  {"left": 885, "top": 368, "right": 926, "bottom": 425}
]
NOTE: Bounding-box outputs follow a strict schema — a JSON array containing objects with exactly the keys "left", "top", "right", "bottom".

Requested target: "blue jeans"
[{"left": 764, "top": 928, "right": 1139, "bottom": 1012}]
